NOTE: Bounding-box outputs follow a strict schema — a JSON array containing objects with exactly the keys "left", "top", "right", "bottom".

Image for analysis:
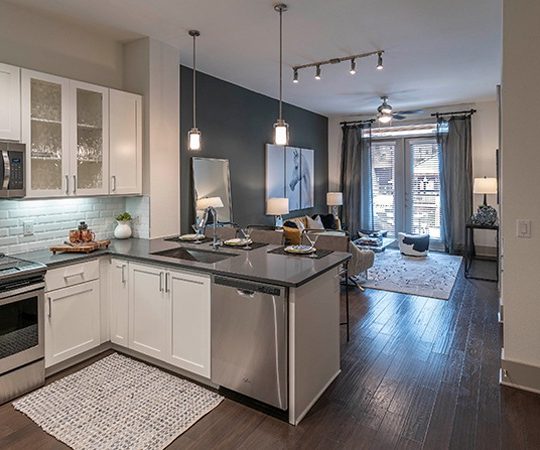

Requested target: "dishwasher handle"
[
  {"left": 213, "top": 275, "right": 283, "bottom": 297},
  {"left": 236, "top": 289, "right": 256, "bottom": 298}
]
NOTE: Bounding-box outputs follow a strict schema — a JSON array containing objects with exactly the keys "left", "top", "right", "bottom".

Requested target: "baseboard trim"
[{"left": 500, "top": 357, "right": 540, "bottom": 394}]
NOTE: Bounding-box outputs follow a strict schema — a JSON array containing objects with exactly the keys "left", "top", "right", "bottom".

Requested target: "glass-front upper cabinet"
[
  {"left": 21, "top": 70, "right": 70, "bottom": 197},
  {"left": 70, "top": 81, "right": 109, "bottom": 196}
]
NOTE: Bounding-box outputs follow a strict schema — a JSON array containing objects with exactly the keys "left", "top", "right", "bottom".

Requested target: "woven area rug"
[
  {"left": 363, "top": 249, "right": 462, "bottom": 300},
  {"left": 13, "top": 353, "right": 223, "bottom": 450}
]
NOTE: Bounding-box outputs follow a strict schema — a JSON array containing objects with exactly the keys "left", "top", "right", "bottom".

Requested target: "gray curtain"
[
  {"left": 438, "top": 116, "right": 473, "bottom": 254},
  {"left": 340, "top": 123, "right": 373, "bottom": 237}
]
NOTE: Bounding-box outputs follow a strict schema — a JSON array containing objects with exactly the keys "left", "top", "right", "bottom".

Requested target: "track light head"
[
  {"left": 293, "top": 68, "right": 299, "bottom": 83},
  {"left": 349, "top": 58, "right": 356, "bottom": 75},
  {"left": 315, "top": 65, "right": 321, "bottom": 80},
  {"left": 376, "top": 51, "right": 384, "bottom": 70}
]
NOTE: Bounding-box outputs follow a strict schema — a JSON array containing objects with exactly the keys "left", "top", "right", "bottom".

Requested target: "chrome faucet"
[{"left": 198, "top": 206, "right": 221, "bottom": 250}]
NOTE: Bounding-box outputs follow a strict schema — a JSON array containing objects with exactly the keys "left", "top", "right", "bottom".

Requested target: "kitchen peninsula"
[{"left": 17, "top": 237, "right": 351, "bottom": 425}]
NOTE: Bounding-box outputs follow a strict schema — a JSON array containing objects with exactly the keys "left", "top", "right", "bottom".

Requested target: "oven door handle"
[
  {"left": 0, "top": 282, "right": 46, "bottom": 301},
  {"left": 2, "top": 150, "right": 10, "bottom": 189}
]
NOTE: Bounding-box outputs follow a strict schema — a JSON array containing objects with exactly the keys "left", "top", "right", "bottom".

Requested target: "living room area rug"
[
  {"left": 362, "top": 249, "right": 463, "bottom": 300},
  {"left": 12, "top": 353, "right": 223, "bottom": 450}
]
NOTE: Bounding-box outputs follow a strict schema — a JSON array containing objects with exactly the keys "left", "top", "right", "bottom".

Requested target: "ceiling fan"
[{"left": 376, "top": 96, "right": 424, "bottom": 123}]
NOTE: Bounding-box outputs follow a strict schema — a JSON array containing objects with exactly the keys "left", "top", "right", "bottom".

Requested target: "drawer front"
[{"left": 45, "top": 259, "right": 100, "bottom": 292}]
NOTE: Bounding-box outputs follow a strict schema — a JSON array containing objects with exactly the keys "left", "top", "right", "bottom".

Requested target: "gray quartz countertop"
[{"left": 15, "top": 238, "right": 351, "bottom": 288}]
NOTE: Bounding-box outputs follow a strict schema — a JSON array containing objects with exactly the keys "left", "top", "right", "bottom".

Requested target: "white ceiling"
[{"left": 6, "top": 0, "right": 502, "bottom": 117}]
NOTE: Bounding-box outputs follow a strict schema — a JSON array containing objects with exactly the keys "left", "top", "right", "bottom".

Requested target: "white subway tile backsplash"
[{"left": 0, "top": 197, "right": 143, "bottom": 255}]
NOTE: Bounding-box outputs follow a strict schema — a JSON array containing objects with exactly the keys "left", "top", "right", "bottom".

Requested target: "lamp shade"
[
  {"left": 196, "top": 196, "right": 224, "bottom": 210},
  {"left": 267, "top": 197, "right": 289, "bottom": 216},
  {"left": 473, "top": 177, "right": 498, "bottom": 194},
  {"left": 326, "top": 192, "right": 343, "bottom": 206}
]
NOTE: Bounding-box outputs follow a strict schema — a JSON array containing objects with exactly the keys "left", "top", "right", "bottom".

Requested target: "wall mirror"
[{"left": 192, "top": 157, "right": 233, "bottom": 224}]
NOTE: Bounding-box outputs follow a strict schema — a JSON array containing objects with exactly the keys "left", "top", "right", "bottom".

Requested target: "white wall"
[
  {"left": 328, "top": 101, "right": 499, "bottom": 251},
  {"left": 501, "top": 0, "right": 540, "bottom": 371},
  {"left": 0, "top": 2, "right": 123, "bottom": 88}
]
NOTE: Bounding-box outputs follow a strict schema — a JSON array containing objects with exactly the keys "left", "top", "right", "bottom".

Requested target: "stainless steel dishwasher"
[{"left": 211, "top": 276, "right": 287, "bottom": 410}]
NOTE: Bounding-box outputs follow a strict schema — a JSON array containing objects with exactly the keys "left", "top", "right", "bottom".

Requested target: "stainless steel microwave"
[{"left": 0, "top": 142, "right": 25, "bottom": 198}]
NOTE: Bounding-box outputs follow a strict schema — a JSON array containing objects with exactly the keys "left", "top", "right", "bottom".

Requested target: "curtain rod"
[
  {"left": 340, "top": 119, "right": 375, "bottom": 126},
  {"left": 431, "top": 108, "right": 477, "bottom": 118}
]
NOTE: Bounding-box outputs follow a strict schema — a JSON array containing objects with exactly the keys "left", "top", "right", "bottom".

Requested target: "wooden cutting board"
[{"left": 50, "top": 240, "right": 111, "bottom": 255}]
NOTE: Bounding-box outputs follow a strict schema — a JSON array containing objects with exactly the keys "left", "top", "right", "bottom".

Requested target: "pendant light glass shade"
[
  {"left": 273, "top": 4, "right": 289, "bottom": 146},
  {"left": 188, "top": 127, "right": 201, "bottom": 150},
  {"left": 274, "top": 119, "right": 289, "bottom": 146}
]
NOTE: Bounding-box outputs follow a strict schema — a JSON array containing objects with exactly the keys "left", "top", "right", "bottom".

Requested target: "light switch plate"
[
  {"left": 22, "top": 220, "right": 34, "bottom": 236},
  {"left": 516, "top": 219, "right": 532, "bottom": 238}
]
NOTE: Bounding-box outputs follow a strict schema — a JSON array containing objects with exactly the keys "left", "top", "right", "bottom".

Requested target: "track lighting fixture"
[
  {"left": 349, "top": 59, "right": 356, "bottom": 75},
  {"left": 273, "top": 3, "right": 289, "bottom": 146},
  {"left": 315, "top": 65, "right": 321, "bottom": 80},
  {"left": 376, "top": 51, "right": 384, "bottom": 70},
  {"left": 291, "top": 49, "right": 385, "bottom": 82},
  {"left": 187, "top": 30, "right": 201, "bottom": 150}
]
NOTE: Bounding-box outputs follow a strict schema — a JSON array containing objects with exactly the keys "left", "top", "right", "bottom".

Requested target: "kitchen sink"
[{"left": 152, "top": 247, "right": 236, "bottom": 264}]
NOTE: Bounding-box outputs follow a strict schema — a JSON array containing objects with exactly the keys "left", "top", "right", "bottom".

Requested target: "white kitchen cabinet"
[
  {"left": 109, "top": 89, "right": 142, "bottom": 195},
  {"left": 168, "top": 269, "right": 211, "bottom": 378},
  {"left": 0, "top": 63, "right": 20, "bottom": 141},
  {"left": 128, "top": 262, "right": 170, "bottom": 360},
  {"left": 45, "top": 280, "right": 101, "bottom": 367},
  {"left": 70, "top": 80, "right": 109, "bottom": 196},
  {"left": 21, "top": 69, "right": 70, "bottom": 197},
  {"left": 109, "top": 259, "right": 129, "bottom": 346}
]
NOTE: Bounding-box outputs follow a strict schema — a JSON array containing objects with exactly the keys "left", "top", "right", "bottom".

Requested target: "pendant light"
[
  {"left": 273, "top": 3, "right": 289, "bottom": 146},
  {"left": 188, "top": 30, "right": 201, "bottom": 150}
]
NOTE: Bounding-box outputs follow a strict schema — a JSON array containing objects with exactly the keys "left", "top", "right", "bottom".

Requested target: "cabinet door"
[
  {"left": 128, "top": 263, "right": 169, "bottom": 360},
  {"left": 44, "top": 280, "right": 101, "bottom": 368},
  {"left": 109, "top": 89, "right": 142, "bottom": 195},
  {"left": 21, "top": 69, "right": 70, "bottom": 198},
  {"left": 70, "top": 80, "right": 109, "bottom": 196},
  {"left": 109, "top": 259, "right": 129, "bottom": 346},
  {"left": 168, "top": 270, "right": 211, "bottom": 378},
  {"left": 0, "top": 63, "right": 20, "bottom": 141}
]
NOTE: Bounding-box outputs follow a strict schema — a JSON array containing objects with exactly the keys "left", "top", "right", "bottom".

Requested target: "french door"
[{"left": 370, "top": 137, "right": 443, "bottom": 246}]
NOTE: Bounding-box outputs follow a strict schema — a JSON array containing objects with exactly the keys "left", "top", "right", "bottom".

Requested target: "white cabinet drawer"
[{"left": 45, "top": 259, "right": 100, "bottom": 292}]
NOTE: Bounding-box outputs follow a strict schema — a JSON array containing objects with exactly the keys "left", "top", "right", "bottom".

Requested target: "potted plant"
[{"left": 114, "top": 212, "right": 133, "bottom": 239}]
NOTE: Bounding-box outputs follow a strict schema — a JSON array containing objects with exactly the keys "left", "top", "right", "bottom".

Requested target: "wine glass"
[
  {"left": 240, "top": 227, "right": 252, "bottom": 250},
  {"left": 191, "top": 224, "right": 203, "bottom": 243},
  {"left": 305, "top": 232, "right": 320, "bottom": 258}
]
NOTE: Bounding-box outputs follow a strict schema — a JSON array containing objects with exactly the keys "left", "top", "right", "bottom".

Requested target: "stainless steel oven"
[
  {"left": 0, "top": 255, "right": 46, "bottom": 404},
  {"left": 0, "top": 142, "right": 25, "bottom": 198}
]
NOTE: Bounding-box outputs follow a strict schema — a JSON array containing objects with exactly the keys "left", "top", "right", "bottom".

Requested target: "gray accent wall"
[{"left": 180, "top": 66, "right": 329, "bottom": 233}]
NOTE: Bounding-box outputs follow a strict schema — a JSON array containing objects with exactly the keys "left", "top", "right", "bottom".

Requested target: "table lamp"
[
  {"left": 472, "top": 177, "right": 498, "bottom": 225},
  {"left": 267, "top": 197, "right": 289, "bottom": 228},
  {"left": 326, "top": 192, "right": 343, "bottom": 217}
]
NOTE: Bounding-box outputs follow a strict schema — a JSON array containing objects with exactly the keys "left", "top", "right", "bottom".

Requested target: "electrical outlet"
[
  {"left": 516, "top": 219, "right": 532, "bottom": 238},
  {"left": 22, "top": 220, "right": 34, "bottom": 236}
]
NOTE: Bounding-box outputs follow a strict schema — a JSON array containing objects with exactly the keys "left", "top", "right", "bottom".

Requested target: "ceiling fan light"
[{"left": 378, "top": 113, "right": 392, "bottom": 124}]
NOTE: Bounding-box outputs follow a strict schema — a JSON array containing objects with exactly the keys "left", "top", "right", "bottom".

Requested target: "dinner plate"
[
  {"left": 223, "top": 238, "right": 253, "bottom": 247},
  {"left": 284, "top": 245, "right": 316, "bottom": 254},
  {"left": 179, "top": 233, "right": 205, "bottom": 241}
]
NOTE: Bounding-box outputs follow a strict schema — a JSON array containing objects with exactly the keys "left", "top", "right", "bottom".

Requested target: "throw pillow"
[
  {"left": 317, "top": 213, "right": 337, "bottom": 230},
  {"left": 289, "top": 217, "right": 306, "bottom": 231},
  {"left": 306, "top": 215, "right": 325, "bottom": 230},
  {"left": 283, "top": 226, "right": 301, "bottom": 245}
]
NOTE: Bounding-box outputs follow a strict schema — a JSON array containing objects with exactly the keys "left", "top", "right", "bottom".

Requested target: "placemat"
[{"left": 268, "top": 246, "right": 333, "bottom": 259}]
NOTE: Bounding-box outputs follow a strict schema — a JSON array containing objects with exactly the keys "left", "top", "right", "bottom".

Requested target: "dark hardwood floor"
[{"left": 2, "top": 268, "right": 540, "bottom": 449}]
